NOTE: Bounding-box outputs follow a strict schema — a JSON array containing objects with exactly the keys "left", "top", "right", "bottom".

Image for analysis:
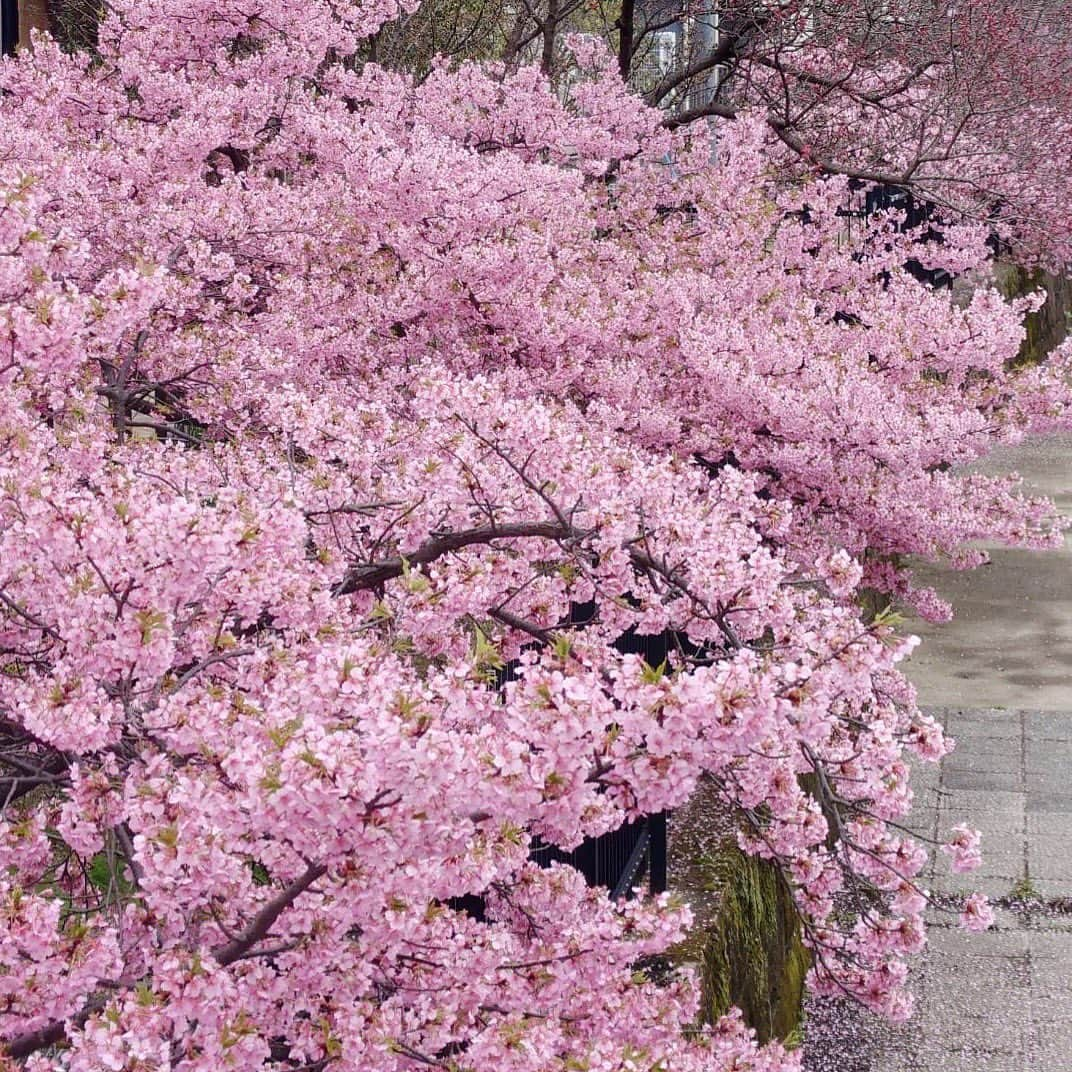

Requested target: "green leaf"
[
  {"left": 871, "top": 603, "right": 904, "bottom": 629},
  {"left": 248, "top": 859, "right": 271, "bottom": 887},
  {"left": 86, "top": 853, "right": 114, "bottom": 891},
  {"left": 640, "top": 659, "right": 667, "bottom": 684},
  {"left": 552, "top": 633, "right": 573, "bottom": 661}
]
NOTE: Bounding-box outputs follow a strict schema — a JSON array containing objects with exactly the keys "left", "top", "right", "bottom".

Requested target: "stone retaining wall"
[
  {"left": 669, "top": 780, "right": 808, "bottom": 1045},
  {"left": 992, "top": 264, "right": 1072, "bottom": 365}
]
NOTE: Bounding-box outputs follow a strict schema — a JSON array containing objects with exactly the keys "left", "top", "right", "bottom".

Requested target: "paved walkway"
[
  {"left": 805, "top": 437, "right": 1072, "bottom": 1072},
  {"left": 903, "top": 433, "right": 1072, "bottom": 710}
]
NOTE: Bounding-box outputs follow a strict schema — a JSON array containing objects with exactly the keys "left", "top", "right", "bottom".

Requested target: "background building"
[{"left": 1, "top": 0, "right": 52, "bottom": 55}]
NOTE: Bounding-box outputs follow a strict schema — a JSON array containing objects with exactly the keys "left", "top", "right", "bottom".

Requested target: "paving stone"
[
  {"left": 1030, "top": 958, "right": 1072, "bottom": 990},
  {"left": 1030, "top": 879, "right": 1072, "bottom": 901},
  {"left": 869, "top": 1055, "right": 921, "bottom": 1072},
  {"left": 817, "top": 439, "right": 1072, "bottom": 1069},
  {"left": 953, "top": 736, "right": 1024, "bottom": 756},
  {"left": 1019, "top": 912, "right": 1072, "bottom": 933},
  {"left": 1024, "top": 752, "right": 1072, "bottom": 778},
  {"left": 1033, "top": 1024, "right": 1072, "bottom": 1069},
  {"left": 1026, "top": 793, "right": 1072, "bottom": 815},
  {"left": 1030, "top": 990, "right": 1072, "bottom": 1022},
  {"left": 805, "top": 691, "right": 1072, "bottom": 1072},
  {"left": 906, "top": 805, "right": 940, "bottom": 826},
  {"left": 945, "top": 750, "right": 1022, "bottom": 775},
  {"left": 978, "top": 835, "right": 1029, "bottom": 864},
  {"left": 940, "top": 789, "right": 1026, "bottom": 813},
  {"left": 945, "top": 715, "right": 1022, "bottom": 740},
  {"left": 933, "top": 873, "right": 1024, "bottom": 898},
  {"left": 920, "top": 705, "right": 954, "bottom": 723},
  {"left": 1026, "top": 837, "right": 1072, "bottom": 882},
  {"left": 1023, "top": 733, "right": 1070, "bottom": 754},
  {"left": 935, "top": 850, "right": 1024, "bottom": 880},
  {"left": 1031, "top": 1019, "right": 1072, "bottom": 1048},
  {"left": 1035, "top": 1044, "right": 1072, "bottom": 1072},
  {"left": 923, "top": 955, "right": 1032, "bottom": 990},
  {"left": 944, "top": 769, "right": 1023, "bottom": 792},
  {"left": 1025, "top": 711, "right": 1072, "bottom": 740},
  {"left": 918, "top": 1012, "right": 1027, "bottom": 1052},
  {"left": 929, "top": 928, "right": 1033, "bottom": 958},
  {"left": 1028, "top": 812, "right": 1072, "bottom": 836},
  {"left": 940, "top": 804, "right": 1025, "bottom": 834},
  {"left": 977, "top": 907, "right": 1023, "bottom": 932},
  {"left": 947, "top": 708, "right": 1021, "bottom": 723},
  {"left": 1024, "top": 930, "right": 1072, "bottom": 958},
  {"left": 921, "top": 1055, "right": 1026, "bottom": 1072},
  {"left": 1027, "top": 771, "right": 1072, "bottom": 794},
  {"left": 912, "top": 761, "right": 945, "bottom": 781}
]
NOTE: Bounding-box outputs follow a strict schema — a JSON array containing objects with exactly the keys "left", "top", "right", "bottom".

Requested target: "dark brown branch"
[
  {"left": 644, "top": 28, "right": 746, "bottom": 107},
  {"left": 0, "top": 591, "right": 62, "bottom": 640},
  {"left": 750, "top": 53, "right": 941, "bottom": 108},
  {"left": 540, "top": 0, "right": 559, "bottom": 74},
  {"left": 488, "top": 607, "right": 555, "bottom": 643},
  {"left": 4, "top": 862, "right": 327, "bottom": 1059},
  {"left": 333, "top": 521, "right": 580, "bottom": 596},
  {"left": 662, "top": 98, "right": 917, "bottom": 186},
  {"left": 214, "top": 861, "right": 327, "bottom": 967},
  {"left": 171, "top": 648, "right": 254, "bottom": 692},
  {"left": 661, "top": 97, "right": 739, "bottom": 129},
  {"left": 617, "top": 0, "right": 635, "bottom": 81},
  {"left": 4, "top": 994, "right": 110, "bottom": 1060},
  {"left": 0, "top": 749, "right": 70, "bottom": 807}
]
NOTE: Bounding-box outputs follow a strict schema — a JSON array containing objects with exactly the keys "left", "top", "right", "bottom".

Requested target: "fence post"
[{"left": 648, "top": 812, "right": 667, "bottom": 894}]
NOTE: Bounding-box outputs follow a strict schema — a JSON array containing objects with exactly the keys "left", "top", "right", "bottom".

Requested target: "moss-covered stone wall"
[
  {"left": 992, "top": 264, "right": 1072, "bottom": 366},
  {"left": 692, "top": 843, "right": 808, "bottom": 1043},
  {"left": 669, "top": 811, "right": 809, "bottom": 1047}
]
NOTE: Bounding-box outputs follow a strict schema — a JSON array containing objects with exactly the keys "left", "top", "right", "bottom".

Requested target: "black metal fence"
[
  {"left": 842, "top": 181, "right": 952, "bottom": 290},
  {"left": 449, "top": 813, "right": 667, "bottom": 923},
  {"left": 505, "top": 608, "right": 671, "bottom": 900},
  {"left": 448, "top": 617, "right": 671, "bottom": 919},
  {"left": 532, "top": 812, "right": 667, "bottom": 901}
]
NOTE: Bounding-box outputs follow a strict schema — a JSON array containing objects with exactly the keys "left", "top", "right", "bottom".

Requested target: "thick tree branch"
[
  {"left": 4, "top": 994, "right": 110, "bottom": 1061},
  {"left": 333, "top": 521, "right": 582, "bottom": 595},
  {"left": 645, "top": 35, "right": 742, "bottom": 108},
  {"left": 662, "top": 98, "right": 917, "bottom": 186},
  {"left": 214, "top": 861, "right": 327, "bottom": 966},
  {"left": 617, "top": 0, "right": 635, "bottom": 81}
]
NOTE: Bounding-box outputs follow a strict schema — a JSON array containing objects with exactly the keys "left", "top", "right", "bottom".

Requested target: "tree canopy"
[{"left": 2, "top": 2, "right": 1071, "bottom": 1069}]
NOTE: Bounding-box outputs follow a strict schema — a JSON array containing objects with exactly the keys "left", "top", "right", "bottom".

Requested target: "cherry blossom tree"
[
  {"left": 644, "top": 0, "right": 1072, "bottom": 264},
  {"left": 2, "top": 2, "right": 1071, "bottom": 1070},
  {"left": 390, "top": 0, "right": 1072, "bottom": 264}
]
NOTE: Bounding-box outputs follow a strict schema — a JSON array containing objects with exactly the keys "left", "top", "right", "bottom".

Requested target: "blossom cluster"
[{"left": 1, "top": 4, "right": 1069, "bottom": 1070}]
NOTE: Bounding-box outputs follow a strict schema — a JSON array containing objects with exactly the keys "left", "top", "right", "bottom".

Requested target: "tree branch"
[
  {"left": 333, "top": 521, "right": 581, "bottom": 596},
  {"left": 213, "top": 861, "right": 327, "bottom": 966},
  {"left": 3, "top": 862, "right": 327, "bottom": 1059},
  {"left": 617, "top": 0, "right": 635, "bottom": 81}
]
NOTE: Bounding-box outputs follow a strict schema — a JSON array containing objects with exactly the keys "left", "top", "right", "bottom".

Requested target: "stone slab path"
[{"left": 805, "top": 436, "right": 1072, "bottom": 1072}]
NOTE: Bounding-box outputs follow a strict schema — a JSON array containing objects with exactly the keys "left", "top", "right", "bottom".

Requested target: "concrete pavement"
[
  {"left": 805, "top": 436, "right": 1072, "bottom": 1071},
  {"left": 902, "top": 433, "right": 1072, "bottom": 710}
]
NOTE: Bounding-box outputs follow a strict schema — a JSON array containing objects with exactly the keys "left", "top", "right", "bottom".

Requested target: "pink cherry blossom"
[
  {"left": 943, "top": 823, "right": 984, "bottom": 874},
  {"left": 0, "top": 5, "right": 1065, "bottom": 1070},
  {"left": 959, "top": 893, "right": 997, "bottom": 933}
]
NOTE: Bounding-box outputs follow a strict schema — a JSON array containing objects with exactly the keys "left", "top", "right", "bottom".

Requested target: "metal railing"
[
  {"left": 531, "top": 812, "right": 667, "bottom": 901},
  {"left": 842, "top": 180, "right": 953, "bottom": 290}
]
